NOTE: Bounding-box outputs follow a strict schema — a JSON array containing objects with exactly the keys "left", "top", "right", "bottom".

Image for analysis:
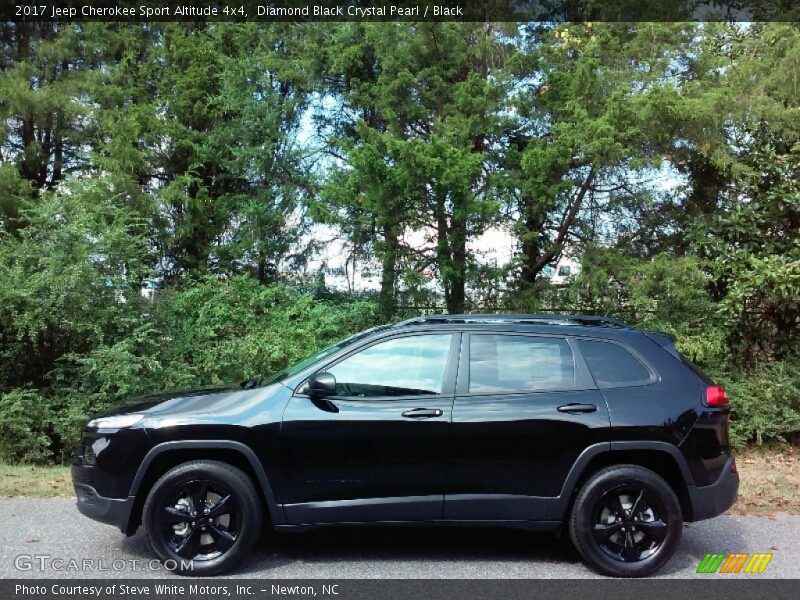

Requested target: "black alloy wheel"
[
  {"left": 143, "top": 460, "right": 263, "bottom": 576},
  {"left": 593, "top": 484, "right": 668, "bottom": 563},
  {"left": 569, "top": 465, "right": 683, "bottom": 577},
  {"left": 158, "top": 478, "right": 241, "bottom": 561}
]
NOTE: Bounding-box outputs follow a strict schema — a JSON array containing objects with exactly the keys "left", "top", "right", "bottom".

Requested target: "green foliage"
[
  {"left": 0, "top": 163, "right": 35, "bottom": 232},
  {"left": 46, "top": 323, "right": 201, "bottom": 454},
  {"left": 319, "top": 23, "right": 515, "bottom": 313},
  {"left": 0, "top": 23, "right": 95, "bottom": 190},
  {"left": 508, "top": 23, "right": 691, "bottom": 286},
  {"left": 0, "top": 390, "right": 53, "bottom": 463},
  {"left": 152, "top": 276, "right": 381, "bottom": 385},
  {"left": 711, "top": 362, "right": 800, "bottom": 447},
  {"left": 693, "top": 144, "right": 800, "bottom": 363},
  {"left": 548, "top": 248, "right": 715, "bottom": 324},
  {"left": 2, "top": 271, "right": 381, "bottom": 462},
  {"left": 0, "top": 178, "right": 151, "bottom": 391}
]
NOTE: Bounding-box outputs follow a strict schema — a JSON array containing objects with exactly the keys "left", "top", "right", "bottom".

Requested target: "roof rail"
[{"left": 395, "top": 313, "right": 629, "bottom": 328}]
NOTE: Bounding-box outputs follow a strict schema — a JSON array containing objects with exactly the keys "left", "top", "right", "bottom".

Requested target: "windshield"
[{"left": 261, "top": 325, "right": 392, "bottom": 385}]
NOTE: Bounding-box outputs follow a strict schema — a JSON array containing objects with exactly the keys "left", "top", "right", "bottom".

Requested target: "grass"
[
  {"left": 0, "top": 463, "right": 73, "bottom": 497},
  {"left": 1, "top": 445, "right": 799, "bottom": 515}
]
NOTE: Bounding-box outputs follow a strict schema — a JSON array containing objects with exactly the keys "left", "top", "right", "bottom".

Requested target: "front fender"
[{"left": 129, "top": 440, "right": 286, "bottom": 527}]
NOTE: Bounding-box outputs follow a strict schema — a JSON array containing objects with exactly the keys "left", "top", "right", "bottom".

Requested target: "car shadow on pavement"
[
  {"left": 241, "top": 526, "right": 582, "bottom": 575},
  {"left": 117, "top": 518, "right": 751, "bottom": 578},
  {"left": 118, "top": 525, "right": 583, "bottom": 576}
]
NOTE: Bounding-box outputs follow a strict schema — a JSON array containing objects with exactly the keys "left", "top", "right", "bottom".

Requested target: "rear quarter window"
[{"left": 576, "top": 339, "right": 654, "bottom": 387}]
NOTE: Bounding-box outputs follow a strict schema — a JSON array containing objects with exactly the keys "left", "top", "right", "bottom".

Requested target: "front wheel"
[
  {"left": 143, "top": 460, "right": 263, "bottom": 576},
  {"left": 569, "top": 465, "right": 683, "bottom": 577}
]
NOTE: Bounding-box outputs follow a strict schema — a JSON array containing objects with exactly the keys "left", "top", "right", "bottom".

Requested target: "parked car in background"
[{"left": 544, "top": 255, "right": 582, "bottom": 286}]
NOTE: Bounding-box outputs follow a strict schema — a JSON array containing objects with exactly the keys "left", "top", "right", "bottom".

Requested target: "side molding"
[{"left": 129, "top": 440, "right": 286, "bottom": 525}]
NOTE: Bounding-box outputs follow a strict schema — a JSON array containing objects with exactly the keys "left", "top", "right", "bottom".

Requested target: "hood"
[
  {"left": 88, "top": 383, "right": 290, "bottom": 428},
  {"left": 92, "top": 386, "right": 237, "bottom": 418}
]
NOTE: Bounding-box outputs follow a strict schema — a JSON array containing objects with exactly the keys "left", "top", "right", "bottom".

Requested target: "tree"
[
  {"left": 313, "top": 23, "right": 410, "bottom": 315},
  {"left": 669, "top": 23, "right": 800, "bottom": 362},
  {"left": 505, "top": 22, "right": 693, "bottom": 291},
  {"left": 0, "top": 22, "right": 97, "bottom": 230},
  {"left": 88, "top": 23, "right": 312, "bottom": 281},
  {"left": 0, "top": 23, "right": 88, "bottom": 189},
  {"left": 0, "top": 178, "right": 150, "bottom": 392},
  {"left": 319, "top": 23, "right": 516, "bottom": 313}
]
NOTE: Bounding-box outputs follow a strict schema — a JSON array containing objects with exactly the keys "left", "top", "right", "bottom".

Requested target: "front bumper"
[
  {"left": 688, "top": 455, "right": 739, "bottom": 521},
  {"left": 74, "top": 481, "right": 136, "bottom": 535}
]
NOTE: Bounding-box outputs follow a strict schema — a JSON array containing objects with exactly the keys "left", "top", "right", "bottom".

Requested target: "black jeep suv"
[{"left": 72, "top": 314, "right": 738, "bottom": 577}]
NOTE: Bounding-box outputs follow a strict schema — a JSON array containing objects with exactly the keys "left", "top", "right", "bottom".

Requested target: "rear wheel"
[
  {"left": 569, "top": 465, "right": 682, "bottom": 577},
  {"left": 143, "top": 460, "right": 263, "bottom": 576}
]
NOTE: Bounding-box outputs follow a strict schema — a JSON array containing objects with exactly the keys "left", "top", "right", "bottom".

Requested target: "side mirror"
[{"left": 307, "top": 372, "right": 336, "bottom": 397}]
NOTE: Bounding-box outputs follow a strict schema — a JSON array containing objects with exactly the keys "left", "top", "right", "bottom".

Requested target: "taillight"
[{"left": 705, "top": 385, "right": 728, "bottom": 407}]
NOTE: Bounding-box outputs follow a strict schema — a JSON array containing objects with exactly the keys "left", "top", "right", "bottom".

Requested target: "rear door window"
[
  {"left": 468, "top": 335, "right": 575, "bottom": 394},
  {"left": 576, "top": 339, "right": 653, "bottom": 387}
]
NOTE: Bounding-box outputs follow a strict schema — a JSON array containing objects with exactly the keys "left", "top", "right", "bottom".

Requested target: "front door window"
[{"left": 327, "top": 334, "right": 453, "bottom": 397}]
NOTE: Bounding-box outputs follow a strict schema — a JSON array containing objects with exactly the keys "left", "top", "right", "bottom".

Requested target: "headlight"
[{"left": 87, "top": 414, "right": 144, "bottom": 429}]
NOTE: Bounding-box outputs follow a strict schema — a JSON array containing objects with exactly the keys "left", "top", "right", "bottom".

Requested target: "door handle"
[
  {"left": 401, "top": 408, "right": 444, "bottom": 419},
  {"left": 557, "top": 403, "right": 598, "bottom": 414}
]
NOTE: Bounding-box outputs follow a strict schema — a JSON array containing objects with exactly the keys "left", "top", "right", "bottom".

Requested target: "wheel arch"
[
  {"left": 125, "top": 440, "right": 285, "bottom": 535},
  {"left": 550, "top": 441, "right": 696, "bottom": 522}
]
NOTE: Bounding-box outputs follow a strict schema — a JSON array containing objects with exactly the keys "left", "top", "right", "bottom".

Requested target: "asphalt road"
[{"left": 1, "top": 498, "right": 798, "bottom": 579}]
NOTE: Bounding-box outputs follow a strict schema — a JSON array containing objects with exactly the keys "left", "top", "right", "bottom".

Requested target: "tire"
[
  {"left": 568, "top": 465, "right": 683, "bottom": 577},
  {"left": 143, "top": 460, "right": 263, "bottom": 576}
]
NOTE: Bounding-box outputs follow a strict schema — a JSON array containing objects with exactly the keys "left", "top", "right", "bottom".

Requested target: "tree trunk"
[
  {"left": 379, "top": 222, "right": 400, "bottom": 317},
  {"left": 433, "top": 191, "right": 452, "bottom": 311},
  {"left": 520, "top": 168, "right": 596, "bottom": 286},
  {"left": 519, "top": 197, "right": 546, "bottom": 289},
  {"left": 448, "top": 206, "right": 467, "bottom": 314}
]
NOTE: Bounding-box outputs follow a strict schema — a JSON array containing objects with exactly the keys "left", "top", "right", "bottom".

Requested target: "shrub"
[
  {"left": 47, "top": 323, "right": 202, "bottom": 454},
  {"left": 710, "top": 361, "right": 800, "bottom": 447},
  {"left": 154, "top": 276, "right": 382, "bottom": 383},
  {"left": 0, "top": 390, "right": 54, "bottom": 463},
  {"left": 12, "top": 276, "right": 383, "bottom": 462}
]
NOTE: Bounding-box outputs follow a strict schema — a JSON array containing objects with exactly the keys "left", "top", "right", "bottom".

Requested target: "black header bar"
[{"left": 2, "top": 1, "right": 799, "bottom": 22}]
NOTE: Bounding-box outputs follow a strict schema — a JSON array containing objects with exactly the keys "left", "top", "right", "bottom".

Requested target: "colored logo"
[{"left": 697, "top": 552, "right": 773, "bottom": 574}]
